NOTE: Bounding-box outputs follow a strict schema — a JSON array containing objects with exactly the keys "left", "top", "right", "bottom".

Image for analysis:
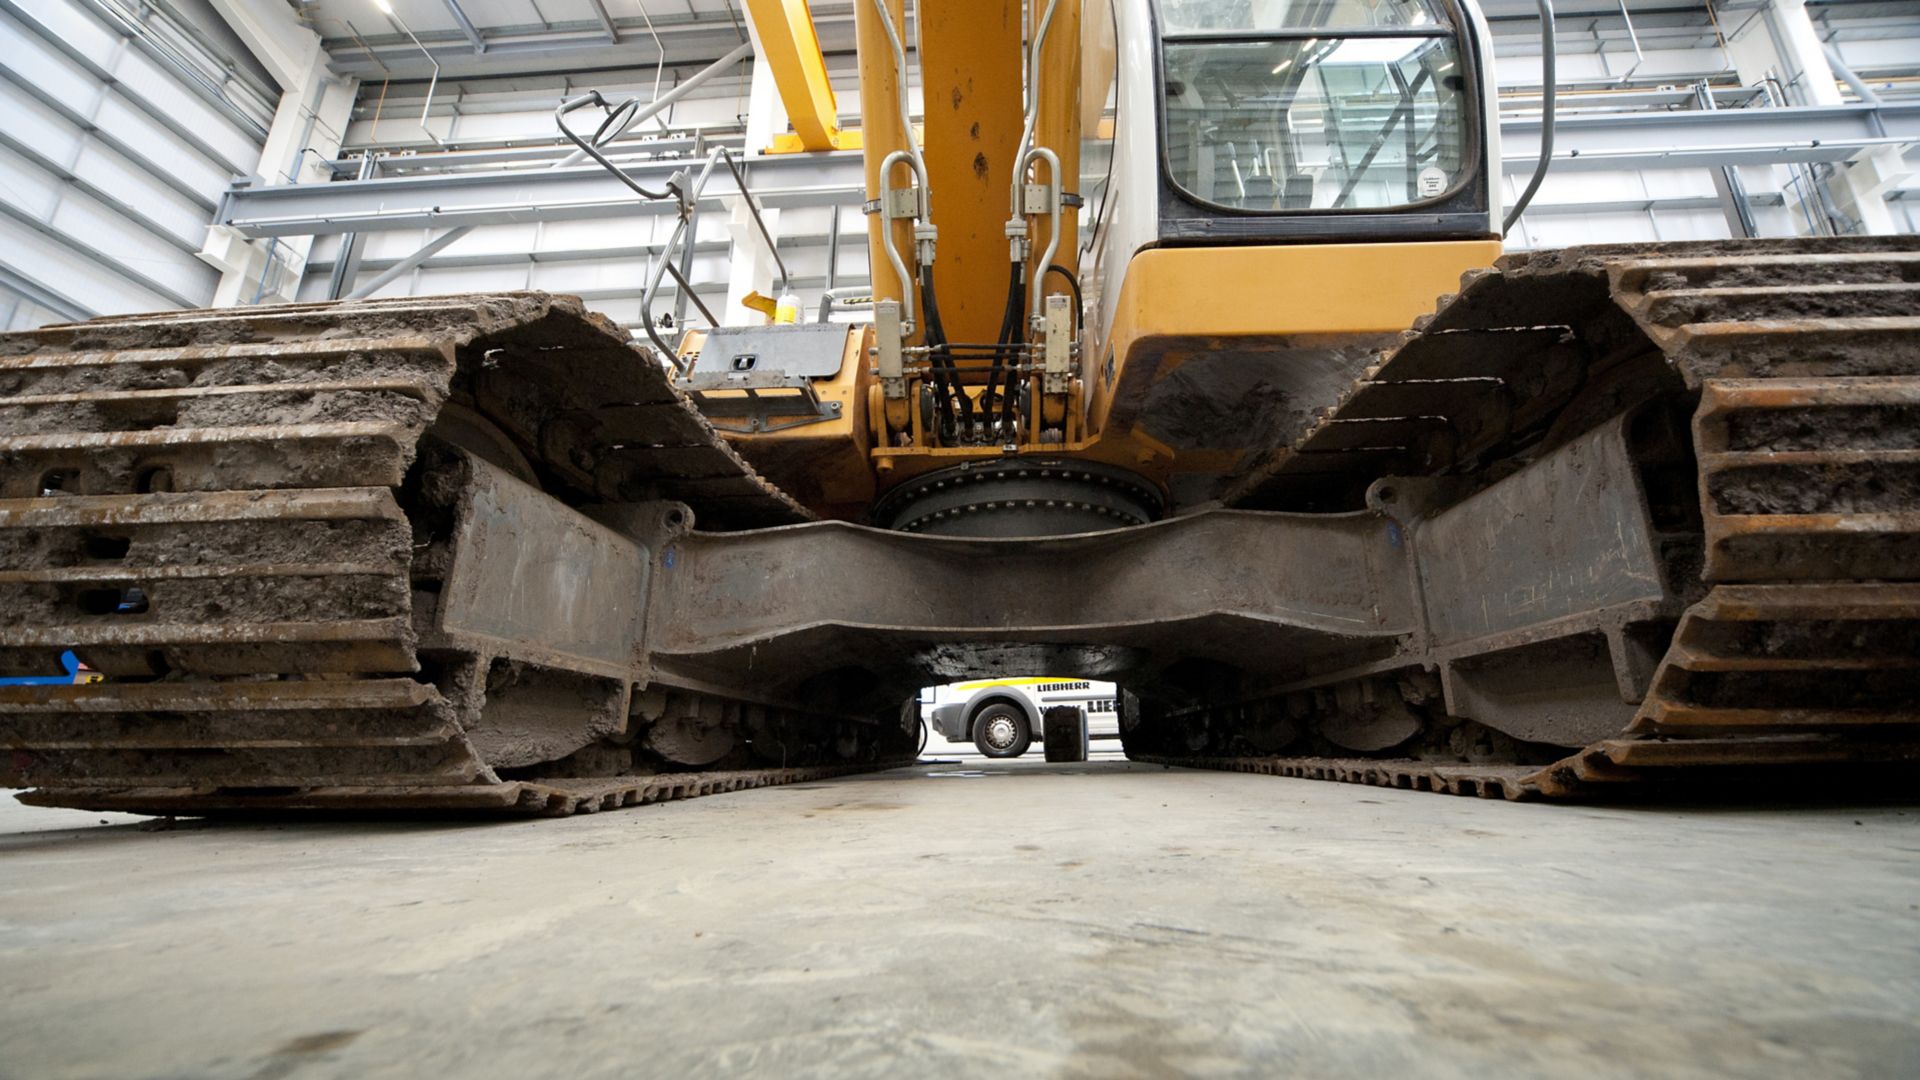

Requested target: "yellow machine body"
[
  {"left": 676, "top": 324, "right": 877, "bottom": 521},
  {"left": 847, "top": 239, "right": 1498, "bottom": 496},
  {"left": 731, "top": 0, "right": 1503, "bottom": 511}
]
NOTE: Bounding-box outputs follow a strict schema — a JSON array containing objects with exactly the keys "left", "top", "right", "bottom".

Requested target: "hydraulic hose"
[
  {"left": 921, "top": 265, "right": 964, "bottom": 431},
  {"left": 980, "top": 260, "right": 1021, "bottom": 440},
  {"left": 1045, "top": 264, "right": 1083, "bottom": 335},
  {"left": 998, "top": 268, "right": 1025, "bottom": 436},
  {"left": 1503, "top": 0, "right": 1556, "bottom": 234}
]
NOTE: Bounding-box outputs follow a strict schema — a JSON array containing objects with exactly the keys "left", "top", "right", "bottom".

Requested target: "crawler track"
[
  {"left": 5, "top": 246, "right": 1915, "bottom": 813},
  {"left": 0, "top": 294, "right": 913, "bottom": 817},
  {"left": 14, "top": 760, "right": 901, "bottom": 818},
  {"left": 1166, "top": 239, "right": 1920, "bottom": 798}
]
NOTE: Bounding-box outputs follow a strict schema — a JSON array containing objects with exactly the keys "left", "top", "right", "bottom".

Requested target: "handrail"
[
  {"left": 1504, "top": 0, "right": 1558, "bottom": 233},
  {"left": 555, "top": 42, "right": 752, "bottom": 168},
  {"left": 557, "top": 88, "right": 792, "bottom": 373},
  {"left": 633, "top": 146, "right": 794, "bottom": 372},
  {"left": 556, "top": 91, "right": 674, "bottom": 201}
]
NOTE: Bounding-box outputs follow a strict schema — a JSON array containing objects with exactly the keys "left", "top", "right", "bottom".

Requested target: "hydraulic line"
[
  {"left": 984, "top": 0, "right": 1063, "bottom": 442},
  {"left": 1021, "top": 147, "right": 1064, "bottom": 326},
  {"left": 867, "top": 0, "right": 934, "bottom": 232},
  {"left": 921, "top": 273, "right": 955, "bottom": 433},
  {"left": 1009, "top": 0, "right": 1064, "bottom": 228},
  {"left": 977, "top": 261, "right": 1019, "bottom": 440},
  {"left": 1045, "top": 264, "right": 1083, "bottom": 335},
  {"left": 998, "top": 267, "right": 1025, "bottom": 436},
  {"left": 867, "top": 0, "right": 935, "bottom": 342},
  {"left": 1504, "top": 0, "right": 1557, "bottom": 233},
  {"left": 877, "top": 149, "right": 924, "bottom": 335},
  {"left": 921, "top": 264, "right": 966, "bottom": 431}
]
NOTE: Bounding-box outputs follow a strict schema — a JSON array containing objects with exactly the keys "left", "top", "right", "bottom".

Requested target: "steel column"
[
  {"left": 326, "top": 154, "right": 379, "bottom": 299},
  {"left": 743, "top": 0, "right": 857, "bottom": 152}
]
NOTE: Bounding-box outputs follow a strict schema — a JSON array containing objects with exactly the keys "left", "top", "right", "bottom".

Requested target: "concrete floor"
[{"left": 2, "top": 761, "right": 1917, "bottom": 1080}]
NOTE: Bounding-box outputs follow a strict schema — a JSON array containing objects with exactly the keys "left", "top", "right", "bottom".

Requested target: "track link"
[
  {"left": 1178, "top": 239, "right": 1920, "bottom": 798},
  {"left": 0, "top": 294, "right": 913, "bottom": 816},
  {"left": 1134, "top": 754, "right": 1541, "bottom": 800},
  {"left": 14, "top": 761, "right": 900, "bottom": 818}
]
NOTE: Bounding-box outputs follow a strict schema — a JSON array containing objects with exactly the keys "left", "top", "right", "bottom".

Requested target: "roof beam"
[
  {"left": 217, "top": 152, "right": 866, "bottom": 237},
  {"left": 439, "top": 0, "right": 489, "bottom": 53},
  {"left": 585, "top": 0, "right": 619, "bottom": 43},
  {"left": 219, "top": 103, "right": 1920, "bottom": 238},
  {"left": 742, "top": 0, "right": 858, "bottom": 152}
]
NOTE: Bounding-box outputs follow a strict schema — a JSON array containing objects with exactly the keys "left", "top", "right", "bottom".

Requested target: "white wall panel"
[
  {"left": 0, "top": 0, "right": 266, "bottom": 326},
  {"left": 66, "top": 140, "right": 213, "bottom": 246},
  {"left": 89, "top": 93, "right": 237, "bottom": 195},
  {"left": 0, "top": 95, "right": 212, "bottom": 249},
  {"left": 0, "top": 215, "right": 180, "bottom": 315},
  {"left": 0, "top": 293, "right": 72, "bottom": 332},
  {"left": 111, "top": 45, "right": 259, "bottom": 172},
  {"left": 0, "top": 71, "right": 217, "bottom": 210},
  {"left": 0, "top": 145, "right": 212, "bottom": 307}
]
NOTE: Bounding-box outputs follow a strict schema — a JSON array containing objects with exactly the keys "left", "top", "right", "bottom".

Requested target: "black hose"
[
  {"left": 997, "top": 267, "right": 1025, "bottom": 437},
  {"left": 979, "top": 265, "right": 1019, "bottom": 439},
  {"left": 1045, "top": 264, "right": 1084, "bottom": 335},
  {"left": 919, "top": 265, "right": 960, "bottom": 431},
  {"left": 1503, "top": 0, "right": 1557, "bottom": 234}
]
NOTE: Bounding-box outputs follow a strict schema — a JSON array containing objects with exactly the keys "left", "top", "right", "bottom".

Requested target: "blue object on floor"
[{"left": 0, "top": 650, "right": 98, "bottom": 687}]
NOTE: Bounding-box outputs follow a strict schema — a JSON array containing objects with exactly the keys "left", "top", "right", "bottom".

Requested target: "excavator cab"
[{"left": 1071, "top": 0, "right": 1506, "bottom": 513}]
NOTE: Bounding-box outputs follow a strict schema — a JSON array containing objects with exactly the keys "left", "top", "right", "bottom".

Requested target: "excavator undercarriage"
[
  {"left": 1156, "top": 236, "right": 1920, "bottom": 797},
  {"left": 2, "top": 239, "right": 1916, "bottom": 815},
  {"left": 0, "top": 294, "right": 910, "bottom": 815}
]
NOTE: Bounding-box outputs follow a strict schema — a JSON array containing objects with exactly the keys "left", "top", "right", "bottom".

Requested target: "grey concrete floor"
[{"left": 2, "top": 760, "right": 1918, "bottom": 1080}]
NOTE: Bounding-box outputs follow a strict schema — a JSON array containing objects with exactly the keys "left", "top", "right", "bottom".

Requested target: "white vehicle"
[{"left": 921, "top": 678, "right": 1121, "bottom": 759}]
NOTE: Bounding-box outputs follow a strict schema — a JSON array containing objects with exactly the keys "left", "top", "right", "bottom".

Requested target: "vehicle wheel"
[
  {"left": 903, "top": 696, "right": 929, "bottom": 758},
  {"left": 1043, "top": 706, "right": 1088, "bottom": 763},
  {"left": 972, "top": 703, "right": 1031, "bottom": 758}
]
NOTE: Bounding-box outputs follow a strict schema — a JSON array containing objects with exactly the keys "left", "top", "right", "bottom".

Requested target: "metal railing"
[{"left": 557, "top": 91, "right": 791, "bottom": 373}]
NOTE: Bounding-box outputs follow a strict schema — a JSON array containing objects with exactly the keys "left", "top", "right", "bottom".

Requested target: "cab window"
[{"left": 1158, "top": 0, "right": 1472, "bottom": 213}]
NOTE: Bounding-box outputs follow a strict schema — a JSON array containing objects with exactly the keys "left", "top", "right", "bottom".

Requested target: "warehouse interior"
[
  {"left": 3, "top": 1, "right": 1919, "bottom": 1076},
  {"left": 5, "top": 0, "right": 1918, "bottom": 328}
]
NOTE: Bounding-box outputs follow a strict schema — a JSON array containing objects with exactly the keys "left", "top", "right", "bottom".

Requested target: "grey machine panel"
[{"left": 689, "top": 323, "right": 849, "bottom": 379}]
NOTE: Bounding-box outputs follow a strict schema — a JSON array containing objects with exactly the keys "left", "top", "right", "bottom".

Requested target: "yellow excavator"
[{"left": 1, "top": 0, "right": 1914, "bottom": 815}]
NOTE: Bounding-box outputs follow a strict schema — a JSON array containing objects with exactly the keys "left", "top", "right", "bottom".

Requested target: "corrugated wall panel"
[{"left": 0, "top": 0, "right": 269, "bottom": 329}]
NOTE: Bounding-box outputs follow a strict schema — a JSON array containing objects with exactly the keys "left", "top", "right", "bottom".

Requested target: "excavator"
[{"left": 2, "top": 0, "right": 1915, "bottom": 815}]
